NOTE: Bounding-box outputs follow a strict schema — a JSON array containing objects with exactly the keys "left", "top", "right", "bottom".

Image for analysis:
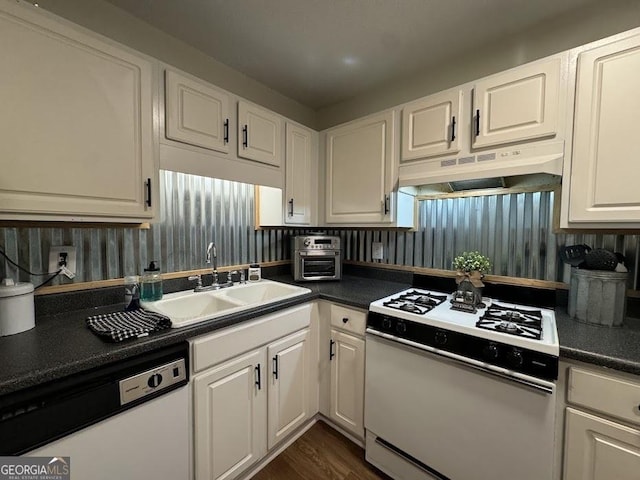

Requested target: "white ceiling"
[{"left": 105, "top": 0, "right": 597, "bottom": 109}]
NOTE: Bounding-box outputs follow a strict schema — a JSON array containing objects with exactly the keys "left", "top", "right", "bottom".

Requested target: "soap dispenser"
[{"left": 140, "top": 261, "right": 163, "bottom": 301}]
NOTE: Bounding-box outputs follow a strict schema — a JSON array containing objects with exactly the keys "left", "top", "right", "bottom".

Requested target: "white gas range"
[{"left": 365, "top": 287, "right": 559, "bottom": 480}]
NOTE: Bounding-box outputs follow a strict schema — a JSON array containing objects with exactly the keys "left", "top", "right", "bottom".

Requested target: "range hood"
[{"left": 398, "top": 140, "right": 564, "bottom": 192}]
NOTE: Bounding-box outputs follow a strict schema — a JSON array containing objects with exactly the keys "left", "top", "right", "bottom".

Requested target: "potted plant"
[{"left": 452, "top": 251, "right": 491, "bottom": 306}]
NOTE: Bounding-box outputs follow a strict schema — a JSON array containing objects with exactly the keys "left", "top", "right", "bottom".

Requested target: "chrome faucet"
[
  {"left": 206, "top": 242, "right": 218, "bottom": 285},
  {"left": 205, "top": 242, "right": 232, "bottom": 289},
  {"left": 188, "top": 243, "right": 233, "bottom": 292}
]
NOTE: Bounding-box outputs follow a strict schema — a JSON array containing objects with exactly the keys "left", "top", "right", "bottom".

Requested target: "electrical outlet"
[
  {"left": 49, "top": 246, "right": 77, "bottom": 278},
  {"left": 372, "top": 242, "right": 384, "bottom": 260}
]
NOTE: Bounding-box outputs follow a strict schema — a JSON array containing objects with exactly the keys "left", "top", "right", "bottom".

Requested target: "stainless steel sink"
[{"left": 141, "top": 279, "right": 311, "bottom": 328}]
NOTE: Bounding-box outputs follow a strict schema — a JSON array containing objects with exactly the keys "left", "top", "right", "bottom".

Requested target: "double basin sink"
[{"left": 141, "top": 279, "right": 312, "bottom": 328}]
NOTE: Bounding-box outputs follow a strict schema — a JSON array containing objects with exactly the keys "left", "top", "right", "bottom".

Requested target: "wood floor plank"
[{"left": 253, "top": 422, "right": 391, "bottom": 480}]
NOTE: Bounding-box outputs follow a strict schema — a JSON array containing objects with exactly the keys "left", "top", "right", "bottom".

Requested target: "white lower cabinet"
[
  {"left": 563, "top": 365, "right": 640, "bottom": 480},
  {"left": 319, "top": 302, "right": 367, "bottom": 441},
  {"left": 564, "top": 408, "right": 640, "bottom": 480},
  {"left": 329, "top": 329, "right": 365, "bottom": 439},
  {"left": 191, "top": 304, "right": 315, "bottom": 480},
  {"left": 267, "top": 329, "right": 311, "bottom": 449},
  {"left": 193, "top": 350, "right": 267, "bottom": 480}
]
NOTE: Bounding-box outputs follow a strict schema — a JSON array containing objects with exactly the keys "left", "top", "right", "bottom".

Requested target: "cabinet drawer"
[
  {"left": 191, "top": 303, "right": 311, "bottom": 373},
  {"left": 568, "top": 367, "right": 640, "bottom": 426},
  {"left": 330, "top": 304, "right": 366, "bottom": 336}
]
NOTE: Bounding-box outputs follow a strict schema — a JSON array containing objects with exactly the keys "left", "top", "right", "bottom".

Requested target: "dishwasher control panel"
[{"left": 119, "top": 358, "right": 187, "bottom": 405}]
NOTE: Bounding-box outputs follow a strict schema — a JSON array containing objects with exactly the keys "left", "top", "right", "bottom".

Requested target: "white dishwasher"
[{"left": 1, "top": 343, "right": 190, "bottom": 480}]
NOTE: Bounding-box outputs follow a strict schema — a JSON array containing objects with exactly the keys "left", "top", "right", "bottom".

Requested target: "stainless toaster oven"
[{"left": 293, "top": 235, "right": 341, "bottom": 281}]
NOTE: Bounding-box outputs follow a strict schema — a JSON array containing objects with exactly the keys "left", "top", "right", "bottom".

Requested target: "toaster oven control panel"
[{"left": 295, "top": 236, "right": 340, "bottom": 250}]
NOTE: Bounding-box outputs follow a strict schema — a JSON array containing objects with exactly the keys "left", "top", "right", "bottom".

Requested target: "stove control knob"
[
  {"left": 303, "top": 238, "right": 311, "bottom": 247},
  {"left": 148, "top": 373, "right": 163, "bottom": 388},
  {"left": 506, "top": 349, "right": 524, "bottom": 368},
  {"left": 396, "top": 321, "right": 407, "bottom": 334},
  {"left": 382, "top": 318, "right": 392, "bottom": 330},
  {"left": 434, "top": 331, "right": 447, "bottom": 346},
  {"left": 483, "top": 343, "right": 499, "bottom": 361}
]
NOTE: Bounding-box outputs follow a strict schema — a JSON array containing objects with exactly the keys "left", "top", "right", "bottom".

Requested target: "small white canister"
[
  {"left": 0, "top": 279, "right": 35, "bottom": 337},
  {"left": 248, "top": 264, "right": 261, "bottom": 282}
]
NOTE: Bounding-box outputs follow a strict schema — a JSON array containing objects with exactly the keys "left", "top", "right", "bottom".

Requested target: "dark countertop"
[
  {"left": 1, "top": 272, "right": 639, "bottom": 398},
  {"left": 0, "top": 274, "right": 410, "bottom": 397},
  {"left": 556, "top": 310, "right": 640, "bottom": 374}
]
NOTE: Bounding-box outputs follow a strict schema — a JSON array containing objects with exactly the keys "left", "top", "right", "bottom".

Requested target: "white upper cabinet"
[
  {"left": 472, "top": 58, "right": 561, "bottom": 149},
  {"left": 0, "top": 2, "right": 156, "bottom": 222},
  {"left": 402, "top": 89, "right": 463, "bottom": 161},
  {"left": 165, "top": 69, "right": 230, "bottom": 154},
  {"left": 325, "top": 110, "right": 414, "bottom": 226},
  {"left": 160, "top": 73, "right": 283, "bottom": 188},
  {"left": 566, "top": 33, "right": 640, "bottom": 224},
  {"left": 255, "top": 122, "right": 317, "bottom": 227},
  {"left": 398, "top": 55, "right": 567, "bottom": 189},
  {"left": 285, "top": 123, "right": 313, "bottom": 225},
  {"left": 238, "top": 101, "right": 282, "bottom": 167}
]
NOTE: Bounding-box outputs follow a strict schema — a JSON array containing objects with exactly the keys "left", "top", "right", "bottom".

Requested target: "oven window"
[{"left": 302, "top": 258, "right": 336, "bottom": 277}]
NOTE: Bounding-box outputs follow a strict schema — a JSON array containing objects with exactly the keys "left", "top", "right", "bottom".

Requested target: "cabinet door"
[
  {"left": 193, "top": 349, "right": 267, "bottom": 480},
  {"left": 267, "top": 329, "right": 311, "bottom": 449},
  {"left": 401, "top": 89, "right": 463, "bottom": 161},
  {"left": 568, "top": 35, "right": 640, "bottom": 223},
  {"left": 329, "top": 329, "right": 365, "bottom": 439},
  {"left": 564, "top": 408, "right": 640, "bottom": 480},
  {"left": 0, "top": 3, "right": 154, "bottom": 221},
  {"left": 472, "top": 58, "right": 560, "bottom": 148},
  {"left": 285, "top": 123, "right": 312, "bottom": 225},
  {"left": 325, "top": 110, "right": 396, "bottom": 224},
  {"left": 238, "top": 101, "right": 282, "bottom": 167},
  {"left": 165, "top": 70, "right": 230, "bottom": 154}
]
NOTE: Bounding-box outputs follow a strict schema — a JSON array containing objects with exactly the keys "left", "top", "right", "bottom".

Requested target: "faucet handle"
[
  {"left": 240, "top": 270, "right": 246, "bottom": 284},
  {"left": 188, "top": 275, "right": 203, "bottom": 289}
]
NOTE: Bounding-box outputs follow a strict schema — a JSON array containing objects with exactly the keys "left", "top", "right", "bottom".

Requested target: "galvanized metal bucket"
[{"left": 568, "top": 267, "right": 628, "bottom": 327}]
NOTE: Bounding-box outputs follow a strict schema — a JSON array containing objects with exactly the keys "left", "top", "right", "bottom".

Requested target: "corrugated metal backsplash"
[
  {"left": 331, "top": 191, "right": 639, "bottom": 287},
  {"left": 1, "top": 174, "right": 638, "bottom": 288},
  {"left": 0, "top": 171, "right": 289, "bottom": 286}
]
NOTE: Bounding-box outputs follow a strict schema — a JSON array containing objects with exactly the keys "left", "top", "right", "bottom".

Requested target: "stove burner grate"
[
  {"left": 382, "top": 290, "right": 447, "bottom": 315},
  {"left": 477, "top": 303, "right": 543, "bottom": 340}
]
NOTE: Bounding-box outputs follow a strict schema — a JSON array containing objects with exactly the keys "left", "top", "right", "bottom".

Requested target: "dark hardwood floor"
[{"left": 253, "top": 422, "right": 392, "bottom": 480}]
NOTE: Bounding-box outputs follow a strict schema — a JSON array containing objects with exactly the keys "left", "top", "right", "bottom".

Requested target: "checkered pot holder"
[{"left": 86, "top": 309, "right": 172, "bottom": 342}]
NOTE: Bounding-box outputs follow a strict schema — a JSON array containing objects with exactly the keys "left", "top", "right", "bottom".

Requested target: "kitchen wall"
[
  {"left": 39, "top": 0, "right": 316, "bottom": 128},
  {"left": 316, "top": 0, "right": 640, "bottom": 129},
  {"left": 2, "top": 179, "right": 638, "bottom": 290}
]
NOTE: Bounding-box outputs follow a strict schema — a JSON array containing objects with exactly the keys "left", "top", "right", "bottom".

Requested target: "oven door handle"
[
  {"left": 366, "top": 328, "right": 555, "bottom": 395},
  {"left": 298, "top": 250, "right": 339, "bottom": 256}
]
